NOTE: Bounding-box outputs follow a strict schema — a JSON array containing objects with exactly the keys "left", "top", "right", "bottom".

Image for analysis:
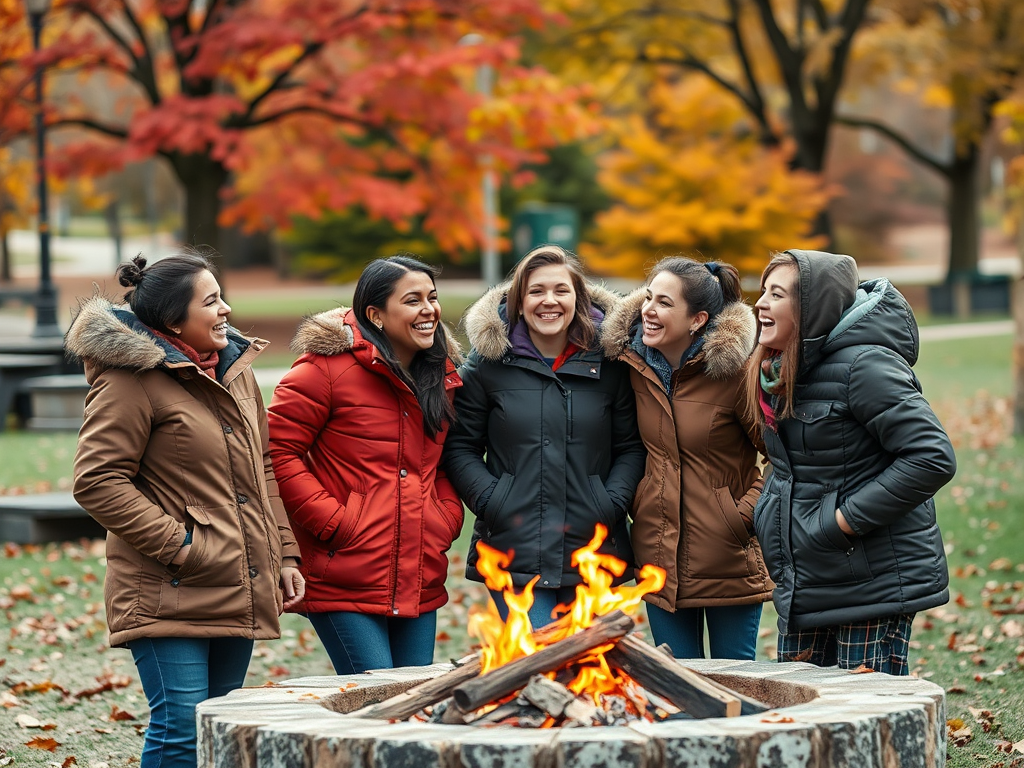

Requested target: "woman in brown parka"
[
  {"left": 602, "top": 257, "right": 772, "bottom": 659},
  {"left": 68, "top": 251, "right": 303, "bottom": 768}
]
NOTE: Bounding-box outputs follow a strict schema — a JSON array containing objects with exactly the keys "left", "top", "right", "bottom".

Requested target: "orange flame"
[{"left": 468, "top": 524, "right": 667, "bottom": 712}]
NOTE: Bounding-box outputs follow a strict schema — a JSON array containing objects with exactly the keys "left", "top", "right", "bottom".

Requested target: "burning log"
[
  {"left": 605, "top": 635, "right": 766, "bottom": 718},
  {"left": 452, "top": 610, "right": 635, "bottom": 714},
  {"left": 348, "top": 617, "right": 575, "bottom": 721},
  {"left": 651, "top": 643, "right": 769, "bottom": 716},
  {"left": 519, "top": 675, "right": 601, "bottom": 726},
  {"left": 467, "top": 699, "right": 548, "bottom": 727}
]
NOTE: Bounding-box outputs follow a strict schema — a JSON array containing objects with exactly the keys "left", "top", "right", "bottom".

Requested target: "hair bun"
[{"left": 116, "top": 254, "right": 148, "bottom": 288}]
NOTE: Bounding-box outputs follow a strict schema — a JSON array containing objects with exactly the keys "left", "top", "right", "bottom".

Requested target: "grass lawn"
[{"left": 0, "top": 328, "right": 1019, "bottom": 766}]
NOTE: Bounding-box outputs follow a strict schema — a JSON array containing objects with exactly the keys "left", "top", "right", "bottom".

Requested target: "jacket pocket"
[
  {"left": 753, "top": 490, "right": 784, "bottom": 580},
  {"left": 792, "top": 490, "right": 872, "bottom": 587},
  {"left": 713, "top": 486, "right": 751, "bottom": 547},
  {"left": 326, "top": 490, "right": 365, "bottom": 548},
  {"left": 588, "top": 475, "right": 619, "bottom": 530},
  {"left": 175, "top": 505, "right": 244, "bottom": 587},
  {"left": 483, "top": 473, "right": 514, "bottom": 533},
  {"left": 432, "top": 496, "right": 464, "bottom": 543}
]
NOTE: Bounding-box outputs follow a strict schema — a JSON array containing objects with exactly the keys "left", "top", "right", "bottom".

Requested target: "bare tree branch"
[
  {"left": 725, "top": 0, "right": 777, "bottom": 145},
  {"left": 48, "top": 117, "right": 130, "bottom": 139},
  {"left": 835, "top": 114, "right": 949, "bottom": 176}
]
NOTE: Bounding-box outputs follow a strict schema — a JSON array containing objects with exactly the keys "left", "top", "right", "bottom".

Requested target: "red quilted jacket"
[{"left": 268, "top": 308, "right": 464, "bottom": 616}]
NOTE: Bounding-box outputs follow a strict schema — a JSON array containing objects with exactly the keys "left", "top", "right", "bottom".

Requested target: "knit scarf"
[
  {"left": 151, "top": 328, "right": 220, "bottom": 379},
  {"left": 758, "top": 354, "right": 783, "bottom": 430},
  {"left": 629, "top": 324, "right": 705, "bottom": 394}
]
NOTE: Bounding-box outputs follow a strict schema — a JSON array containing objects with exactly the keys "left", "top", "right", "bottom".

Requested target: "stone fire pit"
[{"left": 197, "top": 659, "right": 945, "bottom": 768}]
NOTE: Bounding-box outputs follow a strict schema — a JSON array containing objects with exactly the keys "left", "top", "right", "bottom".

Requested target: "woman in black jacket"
[
  {"left": 443, "top": 245, "right": 646, "bottom": 628},
  {"left": 746, "top": 249, "right": 956, "bottom": 675}
]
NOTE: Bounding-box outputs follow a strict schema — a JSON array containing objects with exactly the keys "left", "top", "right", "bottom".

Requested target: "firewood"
[
  {"left": 467, "top": 699, "right": 547, "bottom": 727},
  {"left": 452, "top": 610, "right": 635, "bottom": 713},
  {"left": 651, "top": 642, "right": 769, "bottom": 716},
  {"left": 520, "top": 675, "right": 600, "bottom": 726},
  {"left": 606, "top": 635, "right": 745, "bottom": 718},
  {"left": 346, "top": 614, "right": 575, "bottom": 721}
]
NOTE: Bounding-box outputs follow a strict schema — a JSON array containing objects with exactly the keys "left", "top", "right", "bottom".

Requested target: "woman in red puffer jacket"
[{"left": 268, "top": 255, "right": 464, "bottom": 674}]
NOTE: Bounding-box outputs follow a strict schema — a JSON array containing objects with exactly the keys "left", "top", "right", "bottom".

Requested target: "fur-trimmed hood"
[
  {"left": 463, "top": 281, "right": 622, "bottom": 362},
  {"left": 290, "top": 306, "right": 463, "bottom": 364},
  {"left": 601, "top": 287, "right": 756, "bottom": 380}
]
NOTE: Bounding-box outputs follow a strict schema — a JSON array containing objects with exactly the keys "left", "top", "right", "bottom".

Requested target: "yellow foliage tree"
[
  {"left": 0, "top": 146, "right": 34, "bottom": 280},
  {"left": 581, "top": 78, "right": 827, "bottom": 279}
]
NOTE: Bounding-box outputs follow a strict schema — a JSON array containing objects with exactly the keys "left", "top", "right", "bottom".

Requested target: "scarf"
[
  {"left": 629, "top": 323, "right": 705, "bottom": 394},
  {"left": 151, "top": 328, "right": 220, "bottom": 380},
  {"left": 758, "top": 354, "right": 783, "bottom": 430}
]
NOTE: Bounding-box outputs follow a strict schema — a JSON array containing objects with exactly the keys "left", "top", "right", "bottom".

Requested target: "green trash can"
[{"left": 511, "top": 203, "right": 579, "bottom": 259}]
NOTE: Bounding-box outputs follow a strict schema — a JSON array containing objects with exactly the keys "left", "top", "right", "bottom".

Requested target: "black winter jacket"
[
  {"left": 754, "top": 250, "right": 956, "bottom": 633},
  {"left": 443, "top": 283, "right": 646, "bottom": 588}
]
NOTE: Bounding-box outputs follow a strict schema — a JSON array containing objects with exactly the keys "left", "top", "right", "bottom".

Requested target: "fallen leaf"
[
  {"left": 267, "top": 665, "right": 289, "bottom": 677},
  {"left": 110, "top": 705, "right": 137, "bottom": 721},
  {"left": 990, "top": 557, "right": 1014, "bottom": 571},
  {"left": 74, "top": 673, "right": 133, "bottom": 698},
  {"left": 435, "top": 631, "right": 451, "bottom": 642},
  {"left": 9, "top": 584, "right": 33, "bottom": 601},
  {"left": 760, "top": 712, "right": 795, "bottom": 723},
  {"left": 0, "top": 691, "right": 20, "bottom": 708},
  {"left": 16, "top": 713, "right": 43, "bottom": 728},
  {"left": 62, "top": 757, "right": 77, "bottom": 768},
  {"left": 1002, "top": 620, "right": 1024, "bottom": 639},
  {"left": 949, "top": 725, "right": 972, "bottom": 747},
  {"left": 947, "top": 685, "right": 967, "bottom": 694},
  {"left": 24, "top": 736, "right": 60, "bottom": 752},
  {"left": 1014, "top": 739, "right": 1024, "bottom": 754},
  {"left": 849, "top": 665, "right": 875, "bottom": 674}
]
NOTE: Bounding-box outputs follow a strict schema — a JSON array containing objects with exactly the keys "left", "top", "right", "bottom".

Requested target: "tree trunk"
[
  {"left": 790, "top": 123, "right": 834, "bottom": 248},
  {"left": 1, "top": 228, "right": 10, "bottom": 282},
  {"left": 947, "top": 146, "right": 981, "bottom": 280},
  {"left": 1014, "top": 223, "right": 1024, "bottom": 436},
  {"left": 170, "top": 153, "right": 229, "bottom": 273}
]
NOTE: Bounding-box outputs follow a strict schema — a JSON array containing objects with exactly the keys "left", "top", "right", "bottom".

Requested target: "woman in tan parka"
[
  {"left": 603, "top": 257, "right": 771, "bottom": 659},
  {"left": 68, "top": 251, "right": 303, "bottom": 768}
]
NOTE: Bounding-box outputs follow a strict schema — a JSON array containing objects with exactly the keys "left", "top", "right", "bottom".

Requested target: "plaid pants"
[{"left": 777, "top": 613, "right": 915, "bottom": 675}]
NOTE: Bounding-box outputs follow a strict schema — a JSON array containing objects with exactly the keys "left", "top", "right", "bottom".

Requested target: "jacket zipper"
[
  {"left": 390, "top": 387, "right": 403, "bottom": 615},
  {"left": 565, "top": 388, "right": 573, "bottom": 441}
]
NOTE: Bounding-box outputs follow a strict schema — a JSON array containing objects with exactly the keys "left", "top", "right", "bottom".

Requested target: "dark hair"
[
  {"left": 506, "top": 245, "right": 597, "bottom": 351},
  {"left": 115, "top": 248, "right": 217, "bottom": 334},
  {"left": 744, "top": 251, "right": 802, "bottom": 428},
  {"left": 352, "top": 255, "right": 456, "bottom": 437},
  {"left": 647, "top": 256, "right": 743, "bottom": 330}
]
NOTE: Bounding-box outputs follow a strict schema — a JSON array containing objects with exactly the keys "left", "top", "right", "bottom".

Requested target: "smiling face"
[
  {"left": 641, "top": 271, "right": 708, "bottom": 366},
  {"left": 174, "top": 269, "right": 231, "bottom": 358},
  {"left": 754, "top": 263, "right": 799, "bottom": 351},
  {"left": 369, "top": 270, "right": 440, "bottom": 369},
  {"left": 520, "top": 263, "right": 577, "bottom": 358}
]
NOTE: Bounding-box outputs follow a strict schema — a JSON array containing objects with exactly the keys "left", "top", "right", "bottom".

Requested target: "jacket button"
[
  {"left": 249, "top": 567, "right": 259, "bottom": 577},
  {"left": 399, "top": 469, "right": 408, "bottom": 478},
  {"left": 542, "top": 580, "right": 550, "bottom": 586},
  {"left": 237, "top": 494, "right": 248, "bottom": 504},
  {"left": 846, "top": 548, "right": 855, "bottom": 556},
  {"left": 170, "top": 578, "right": 180, "bottom": 587},
  {"left": 543, "top": 439, "right": 550, "bottom": 446},
  {"left": 222, "top": 424, "right": 233, "bottom": 434}
]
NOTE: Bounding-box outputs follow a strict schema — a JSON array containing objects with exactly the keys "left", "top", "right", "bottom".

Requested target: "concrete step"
[{"left": 0, "top": 492, "right": 104, "bottom": 543}]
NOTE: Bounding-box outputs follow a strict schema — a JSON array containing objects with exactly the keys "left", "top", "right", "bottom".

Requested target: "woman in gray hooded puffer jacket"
[{"left": 746, "top": 249, "right": 956, "bottom": 675}]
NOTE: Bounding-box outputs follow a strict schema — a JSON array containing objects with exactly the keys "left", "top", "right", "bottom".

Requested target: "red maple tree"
[{"left": 0, "top": 0, "right": 592, "bottom": 264}]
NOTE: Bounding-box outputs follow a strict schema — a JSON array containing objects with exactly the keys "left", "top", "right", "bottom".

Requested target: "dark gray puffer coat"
[
  {"left": 442, "top": 283, "right": 646, "bottom": 589},
  {"left": 754, "top": 250, "right": 957, "bottom": 633}
]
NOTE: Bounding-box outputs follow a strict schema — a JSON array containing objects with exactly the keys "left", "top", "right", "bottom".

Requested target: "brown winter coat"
[
  {"left": 67, "top": 297, "right": 300, "bottom": 647},
  {"left": 602, "top": 289, "right": 773, "bottom": 612}
]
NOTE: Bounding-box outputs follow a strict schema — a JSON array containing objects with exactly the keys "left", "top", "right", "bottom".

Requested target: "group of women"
[{"left": 68, "top": 245, "right": 956, "bottom": 768}]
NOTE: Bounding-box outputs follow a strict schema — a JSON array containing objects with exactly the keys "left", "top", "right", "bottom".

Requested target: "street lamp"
[
  {"left": 24, "top": 0, "right": 61, "bottom": 338},
  {"left": 459, "top": 33, "right": 501, "bottom": 287}
]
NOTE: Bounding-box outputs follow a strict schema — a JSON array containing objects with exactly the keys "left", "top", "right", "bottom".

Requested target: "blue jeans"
[
  {"left": 489, "top": 586, "right": 577, "bottom": 629},
  {"left": 128, "top": 636, "right": 254, "bottom": 768},
  {"left": 307, "top": 611, "right": 437, "bottom": 674},
  {"left": 646, "top": 603, "right": 762, "bottom": 660}
]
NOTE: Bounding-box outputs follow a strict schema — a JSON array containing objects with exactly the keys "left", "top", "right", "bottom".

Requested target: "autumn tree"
[
  {"left": 543, "top": 0, "right": 871, "bottom": 243},
  {"left": 838, "top": 0, "right": 1024, "bottom": 283},
  {"left": 581, "top": 77, "right": 827, "bottom": 278},
  {"left": 0, "top": 0, "right": 592, "bottom": 268}
]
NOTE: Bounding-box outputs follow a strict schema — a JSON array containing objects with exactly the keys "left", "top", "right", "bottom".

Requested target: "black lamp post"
[{"left": 24, "top": 0, "right": 60, "bottom": 338}]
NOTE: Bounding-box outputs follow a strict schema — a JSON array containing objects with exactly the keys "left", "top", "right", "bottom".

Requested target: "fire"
[{"left": 468, "top": 525, "right": 666, "bottom": 711}]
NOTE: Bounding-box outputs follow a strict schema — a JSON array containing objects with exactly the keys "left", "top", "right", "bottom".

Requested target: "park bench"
[
  {"left": 0, "top": 352, "right": 63, "bottom": 431},
  {"left": 19, "top": 374, "right": 89, "bottom": 431},
  {"left": 0, "top": 492, "right": 103, "bottom": 544}
]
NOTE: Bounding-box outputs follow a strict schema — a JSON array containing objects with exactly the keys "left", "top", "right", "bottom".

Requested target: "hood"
[
  {"left": 602, "top": 287, "right": 756, "bottom": 379},
  {"left": 65, "top": 295, "right": 257, "bottom": 382},
  {"left": 820, "top": 277, "right": 920, "bottom": 366},
  {"left": 64, "top": 296, "right": 182, "bottom": 373},
  {"left": 290, "top": 306, "right": 462, "bottom": 363},
  {"left": 463, "top": 280, "right": 621, "bottom": 362},
  {"left": 786, "top": 249, "right": 859, "bottom": 372}
]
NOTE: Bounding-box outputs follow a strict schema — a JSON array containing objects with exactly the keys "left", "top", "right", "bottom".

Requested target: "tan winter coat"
[
  {"left": 67, "top": 297, "right": 300, "bottom": 647},
  {"left": 603, "top": 289, "right": 773, "bottom": 612}
]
